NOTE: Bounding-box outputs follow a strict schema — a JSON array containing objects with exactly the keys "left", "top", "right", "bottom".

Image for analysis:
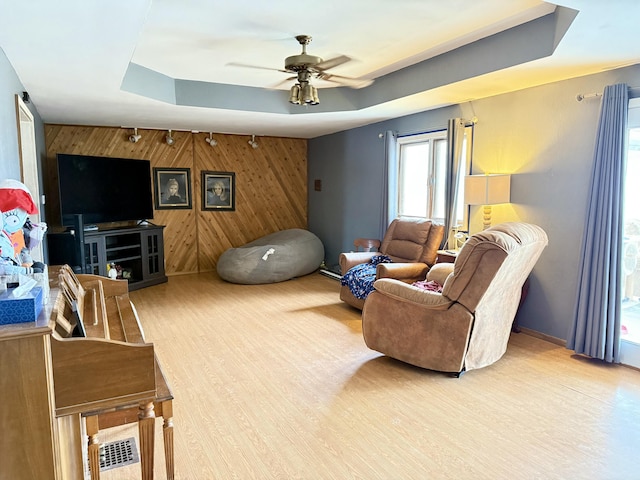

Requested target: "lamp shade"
[{"left": 464, "top": 174, "right": 511, "bottom": 205}]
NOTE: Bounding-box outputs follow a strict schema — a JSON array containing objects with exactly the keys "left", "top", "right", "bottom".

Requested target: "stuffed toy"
[
  {"left": 0, "top": 226, "right": 31, "bottom": 275},
  {"left": 0, "top": 179, "right": 47, "bottom": 274},
  {"left": 0, "top": 223, "right": 37, "bottom": 275}
]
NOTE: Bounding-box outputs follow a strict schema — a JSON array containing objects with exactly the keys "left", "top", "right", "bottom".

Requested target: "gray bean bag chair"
[{"left": 217, "top": 228, "right": 325, "bottom": 284}]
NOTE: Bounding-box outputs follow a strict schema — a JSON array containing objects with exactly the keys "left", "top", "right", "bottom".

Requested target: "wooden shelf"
[{"left": 84, "top": 225, "right": 167, "bottom": 291}]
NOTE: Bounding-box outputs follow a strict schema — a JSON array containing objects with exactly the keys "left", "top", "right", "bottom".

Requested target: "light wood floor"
[{"left": 100, "top": 272, "right": 640, "bottom": 480}]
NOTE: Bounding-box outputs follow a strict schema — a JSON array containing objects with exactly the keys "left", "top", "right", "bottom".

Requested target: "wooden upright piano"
[{"left": 0, "top": 266, "right": 174, "bottom": 480}]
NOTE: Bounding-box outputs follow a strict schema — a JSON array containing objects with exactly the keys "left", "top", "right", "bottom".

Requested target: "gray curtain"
[
  {"left": 442, "top": 118, "right": 466, "bottom": 249},
  {"left": 380, "top": 130, "right": 398, "bottom": 240},
  {"left": 567, "top": 83, "right": 629, "bottom": 363}
]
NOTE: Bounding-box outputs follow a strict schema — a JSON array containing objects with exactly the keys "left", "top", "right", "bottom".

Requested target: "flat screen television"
[{"left": 57, "top": 153, "right": 154, "bottom": 227}]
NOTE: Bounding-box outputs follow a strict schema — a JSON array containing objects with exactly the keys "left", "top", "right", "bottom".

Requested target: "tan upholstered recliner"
[
  {"left": 339, "top": 218, "right": 445, "bottom": 310},
  {"left": 361, "top": 222, "right": 548, "bottom": 375}
]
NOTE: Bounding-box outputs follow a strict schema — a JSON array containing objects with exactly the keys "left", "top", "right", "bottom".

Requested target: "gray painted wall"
[
  {"left": 308, "top": 64, "right": 640, "bottom": 341},
  {"left": 0, "top": 47, "right": 46, "bottom": 213}
]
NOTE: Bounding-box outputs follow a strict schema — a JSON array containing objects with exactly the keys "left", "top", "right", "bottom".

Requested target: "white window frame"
[{"left": 396, "top": 130, "right": 447, "bottom": 222}]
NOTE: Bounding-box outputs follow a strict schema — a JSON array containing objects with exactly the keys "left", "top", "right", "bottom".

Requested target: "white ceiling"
[{"left": 1, "top": 0, "right": 639, "bottom": 139}]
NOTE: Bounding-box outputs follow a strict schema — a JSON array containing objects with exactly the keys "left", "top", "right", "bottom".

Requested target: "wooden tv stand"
[{"left": 83, "top": 225, "right": 167, "bottom": 291}]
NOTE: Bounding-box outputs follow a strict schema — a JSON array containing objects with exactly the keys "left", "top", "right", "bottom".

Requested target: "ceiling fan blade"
[
  {"left": 271, "top": 76, "right": 298, "bottom": 89},
  {"left": 317, "top": 73, "right": 374, "bottom": 89},
  {"left": 227, "top": 62, "right": 289, "bottom": 74},
  {"left": 314, "top": 55, "right": 352, "bottom": 71}
]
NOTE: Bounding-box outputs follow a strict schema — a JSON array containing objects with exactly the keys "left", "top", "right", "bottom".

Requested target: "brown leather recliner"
[
  {"left": 361, "top": 222, "right": 548, "bottom": 375},
  {"left": 339, "top": 218, "right": 446, "bottom": 310}
]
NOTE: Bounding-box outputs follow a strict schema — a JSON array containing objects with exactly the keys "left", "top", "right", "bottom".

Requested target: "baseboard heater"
[{"left": 319, "top": 269, "right": 341, "bottom": 281}]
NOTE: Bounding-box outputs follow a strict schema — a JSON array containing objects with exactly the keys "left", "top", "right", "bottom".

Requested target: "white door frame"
[
  {"left": 15, "top": 94, "right": 44, "bottom": 263},
  {"left": 621, "top": 97, "right": 640, "bottom": 368}
]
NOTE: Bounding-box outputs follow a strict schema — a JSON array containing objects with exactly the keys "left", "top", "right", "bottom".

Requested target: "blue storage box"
[{"left": 0, "top": 286, "right": 44, "bottom": 325}]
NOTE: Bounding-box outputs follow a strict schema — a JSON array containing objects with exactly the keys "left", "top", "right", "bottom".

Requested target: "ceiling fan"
[{"left": 228, "top": 35, "right": 373, "bottom": 105}]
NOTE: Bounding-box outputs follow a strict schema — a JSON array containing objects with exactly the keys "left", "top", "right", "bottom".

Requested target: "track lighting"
[
  {"left": 165, "top": 130, "right": 175, "bottom": 146},
  {"left": 128, "top": 127, "right": 141, "bottom": 143},
  {"left": 205, "top": 132, "right": 217, "bottom": 147},
  {"left": 248, "top": 135, "right": 259, "bottom": 149}
]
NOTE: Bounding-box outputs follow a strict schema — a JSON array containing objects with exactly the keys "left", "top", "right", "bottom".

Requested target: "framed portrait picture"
[
  {"left": 153, "top": 167, "right": 192, "bottom": 210},
  {"left": 202, "top": 171, "right": 235, "bottom": 211}
]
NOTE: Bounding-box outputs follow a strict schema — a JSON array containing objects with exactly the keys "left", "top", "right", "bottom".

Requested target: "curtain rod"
[
  {"left": 393, "top": 119, "right": 476, "bottom": 138},
  {"left": 397, "top": 126, "right": 446, "bottom": 138},
  {"left": 576, "top": 85, "right": 640, "bottom": 102}
]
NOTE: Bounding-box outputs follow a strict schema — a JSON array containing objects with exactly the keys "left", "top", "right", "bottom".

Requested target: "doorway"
[{"left": 620, "top": 98, "right": 640, "bottom": 367}]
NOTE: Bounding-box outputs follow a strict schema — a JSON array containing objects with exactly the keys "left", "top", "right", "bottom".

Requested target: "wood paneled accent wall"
[{"left": 44, "top": 125, "right": 307, "bottom": 275}]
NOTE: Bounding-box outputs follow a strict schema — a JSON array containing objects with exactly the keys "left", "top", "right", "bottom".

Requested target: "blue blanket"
[{"left": 340, "top": 255, "right": 393, "bottom": 299}]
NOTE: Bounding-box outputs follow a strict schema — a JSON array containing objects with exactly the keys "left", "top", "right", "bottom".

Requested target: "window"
[{"left": 396, "top": 130, "right": 470, "bottom": 227}]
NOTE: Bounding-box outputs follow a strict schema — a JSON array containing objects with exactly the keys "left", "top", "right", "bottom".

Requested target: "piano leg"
[
  {"left": 86, "top": 415, "right": 101, "bottom": 480},
  {"left": 161, "top": 400, "right": 175, "bottom": 480},
  {"left": 138, "top": 401, "right": 156, "bottom": 480}
]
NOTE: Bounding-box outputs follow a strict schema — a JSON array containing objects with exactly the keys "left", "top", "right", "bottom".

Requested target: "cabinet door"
[
  {"left": 141, "top": 229, "right": 165, "bottom": 280},
  {"left": 84, "top": 237, "right": 106, "bottom": 276},
  {"left": 0, "top": 331, "right": 58, "bottom": 479}
]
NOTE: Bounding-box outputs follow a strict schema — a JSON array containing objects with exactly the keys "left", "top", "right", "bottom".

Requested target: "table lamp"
[{"left": 464, "top": 174, "right": 511, "bottom": 230}]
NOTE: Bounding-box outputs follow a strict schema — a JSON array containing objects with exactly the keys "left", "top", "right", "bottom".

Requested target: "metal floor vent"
[{"left": 97, "top": 437, "right": 140, "bottom": 472}]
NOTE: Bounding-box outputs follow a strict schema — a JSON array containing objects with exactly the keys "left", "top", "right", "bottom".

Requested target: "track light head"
[
  {"left": 205, "top": 133, "right": 217, "bottom": 146},
  {"left": 128, "top": 128, "right": 141, "bottom": 143},
  {"left": 248, "top": 135, "right": 259, "bottom": 149},
  {"left": 165, "top": 130, "right": 175, "bottom": 146}
]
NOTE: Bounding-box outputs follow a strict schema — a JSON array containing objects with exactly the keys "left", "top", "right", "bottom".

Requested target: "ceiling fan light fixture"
[
  {"left": 289, "top": 84, "right": 301, "bottom": 104},
  {"left": 303, "top": 85, "right": 319, "bottom": 105},
  {"left": 289, "top": 81, "right": 319, "bottom": 106},
  {"left": 248, "top": 134, "right": 259, "bottom": 149},
  {"left": 302, "top": 83, "right": 314, "bottom": 104},
  {"left": 165, "top": 129, "right": 175, "bottom": 146}
]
